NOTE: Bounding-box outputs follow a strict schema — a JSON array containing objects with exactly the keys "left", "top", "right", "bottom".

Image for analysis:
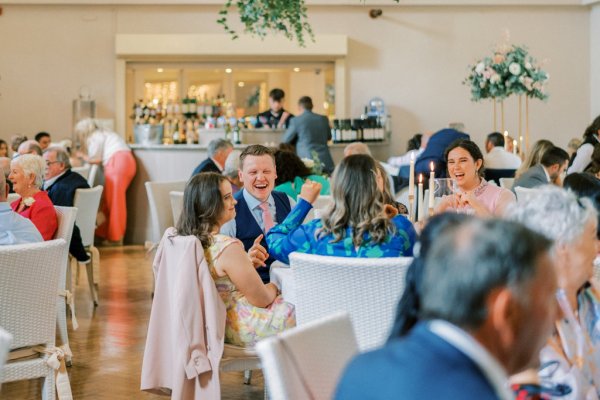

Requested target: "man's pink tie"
[{"left": 259, "top": 202, "right": 275, "bottom": 233}]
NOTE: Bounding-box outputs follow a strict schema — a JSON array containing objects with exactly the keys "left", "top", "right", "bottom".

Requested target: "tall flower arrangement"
[{"left": 464, "top": 44, "right": 549, "bottom": 102}]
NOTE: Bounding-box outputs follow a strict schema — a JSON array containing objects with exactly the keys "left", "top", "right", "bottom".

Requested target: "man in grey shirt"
[{"left": 0, "top": 166, "right": 43, "bottom": 245}]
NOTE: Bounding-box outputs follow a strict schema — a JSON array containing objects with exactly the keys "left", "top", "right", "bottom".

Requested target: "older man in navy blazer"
[
  {"left": 43, "top": 146, "right": 90, "bottom": 262},
  {"left": 335, "top": 218, "right": 557, "bottom": 400}
]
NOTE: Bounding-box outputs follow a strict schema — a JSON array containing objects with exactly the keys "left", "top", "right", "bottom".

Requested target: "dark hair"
[
  {"left": 564, "top": 172, "right": 600, "bottom": 239},
  {"left": 239, "top": 144, "right": 275, "bottom": 170},
  {"left": 540, "top": 146, "right": 569, "bottom": 168},
  {"left": 298, "top": 96, "right": 313, "bottom": 111},
  {"left": 583, "top": 115, "right": 600, "bottom": 140},
  {"left": 274, "top": 150, "right": 312, "bottom": 185},
  {"left": 175, "top": 173, "right": 228, "bottom": 249},
  {"left": 486, "top": 132, "right": 505, "bottom": 148},
  {"left": 388, "top": 213, "right": 474, "bottom": 339},
  {"left": 406, "top": 134, "right": 422, "bottom": 152},
  {"left": 444, "top": 139, "right": 485, "bottom": 178},
  {"left": 421, "top": 219, "right": 553, "bottom": 329},
  {"left": 0, "top": 139, "right": 8, "bottom": 154},
  {"left": 35, "top": 132, "right": 50, "bottom": 142},
  {"left": 269, "top": 88, "right": 285, "bottom": 102},
  {"left": 586, "top": 145, "right": 600, "bottom": 175}
]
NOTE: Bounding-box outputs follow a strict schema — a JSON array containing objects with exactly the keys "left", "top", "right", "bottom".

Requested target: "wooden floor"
[{"left": 1, "top": 245, "right": 264, "bottom": 400}]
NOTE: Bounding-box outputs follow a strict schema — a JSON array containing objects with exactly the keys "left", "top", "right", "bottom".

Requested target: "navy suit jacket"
[
  {"left": 335, "top": 323, "right": 499, "bottom": 400},
  {"left": 46, "top": 169, "right": 90, "bottom": 262},
  {"left": 415, "top": 128, "right": 470, "bottom": 177},
  {"left": 191, "top": 158, "right": 220, "bottom": 177},
  {"left": 233, "top": 190, "right": 291, "bottom": 283}
]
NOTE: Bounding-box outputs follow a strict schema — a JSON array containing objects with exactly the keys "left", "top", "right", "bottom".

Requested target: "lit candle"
[
  {"left": 417, "top": 174, "right": 424, "bottom": 222},
  {"left": 408, "top": 153, "right": 415, "bottom": 197},
  {"left": 429, "top": 162, "right": 435, "bottom": 212},
  {"left": 512, "top": 139, "right": 518, "bottom": 155},
  {"left": 408, "top": 153, "right": 415, "bottom": 221},
  {"left": 519, "top": 136, "right": 524, "bottom": 156},
  {"left": 503, "top": 131, "right": 509, "bottom": 150}
]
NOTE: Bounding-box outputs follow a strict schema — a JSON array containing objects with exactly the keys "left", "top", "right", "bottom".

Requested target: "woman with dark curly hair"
[{"left": 273, "top": 150, "right": 330, "bottom": 200}]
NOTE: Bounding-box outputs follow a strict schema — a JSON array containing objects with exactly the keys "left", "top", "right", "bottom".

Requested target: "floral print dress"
[{"left": 208, "top": 234, "right": 295, "bottom": 347}]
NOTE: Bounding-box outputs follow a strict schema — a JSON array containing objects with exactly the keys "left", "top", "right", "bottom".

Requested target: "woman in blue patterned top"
[{"left": 267, "top": 154, "right": 417, "bottom": 264}]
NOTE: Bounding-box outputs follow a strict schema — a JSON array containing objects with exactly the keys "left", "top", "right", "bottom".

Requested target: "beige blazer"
[{"left": 141, "top": 228, "right": 226, "bottom": 399}]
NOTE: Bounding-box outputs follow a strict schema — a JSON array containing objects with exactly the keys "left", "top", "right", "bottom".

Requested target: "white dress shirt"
[
  {"left": 87, "top": 131, "right": 130, "bottom": 166},
  {"left": 429, "top": 320, "right": 515, "bottom": 400},
  {"left": 484, "top": 147, "right": 522, "bottom": 170}
]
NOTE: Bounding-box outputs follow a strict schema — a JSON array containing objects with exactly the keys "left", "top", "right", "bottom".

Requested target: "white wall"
[
  {"left": 0, "top": 4, "right": 591, "bottom": 155},
  {"left": 591, "top": 4, "right": 600, "bottom": 119}
]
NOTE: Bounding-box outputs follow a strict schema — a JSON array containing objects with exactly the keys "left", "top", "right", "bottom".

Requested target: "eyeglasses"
[{"left": 45, "top": 161, "right": 61, "bottom": 166}]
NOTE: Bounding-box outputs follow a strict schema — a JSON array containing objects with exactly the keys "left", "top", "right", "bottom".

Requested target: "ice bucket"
[{"left": 134, "top": 124, "right": 163, "bottom": 145}]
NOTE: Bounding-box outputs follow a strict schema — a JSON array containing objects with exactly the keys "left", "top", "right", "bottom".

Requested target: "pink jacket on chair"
[{"left": 141, "top": 228, "right": 226, "bottom": 399}]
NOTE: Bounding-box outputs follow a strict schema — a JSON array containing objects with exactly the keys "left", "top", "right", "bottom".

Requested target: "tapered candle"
[
  {"left": 503, "top": 131, "right": 509, "bottom": 150},
  {"left": 512, "top": 139, "right": 518, "bottom": 155},
  {"left": 408, "top": 153, "right": 415, "bottom": 197},
  {"left": 519, "top": 136, "right": 524, "bottom": 157},
  {"left": 429, "top": 162, "right": 435, "bottom": 212},
  {"left": 417, "top": 174, "right": 424, "bottom": 222}
]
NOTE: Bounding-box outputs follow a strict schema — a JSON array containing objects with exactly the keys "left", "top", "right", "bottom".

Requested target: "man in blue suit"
[
  {"left": 43, "top": 146, "right": 90, "bottom": 262},
  {"left": 335, "top": 218, "right": 557, "bottom": 400},
  {"left": 415, "top": 128, "right": 469, "bottom": 177},
  {"left": 220, "top": 145, "right": 294, "bottom": 283}
]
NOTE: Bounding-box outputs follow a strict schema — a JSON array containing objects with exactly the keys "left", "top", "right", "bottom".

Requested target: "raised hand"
[
  {"left": 299, "top": 180, "right": 322, "bottom": 204},
  {"left": 248, "top": 234, "right": 268, "bottom": 268}
]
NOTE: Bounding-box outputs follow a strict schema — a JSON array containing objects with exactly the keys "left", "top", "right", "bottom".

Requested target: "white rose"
[
  {"left": 509, "top": 62, "right": 521, "bottom": 75},
  {"left": 490, "top": 74, "right": 501, "bottom": 84},
  {"left": 479, "top": 82, "right": 486, "bottom": 88},
  {"left": 475, "top": 62, "right": 485, "bottom": 74},
  {"left": 525, "top": 62, "right": 532, "bottom": 70}
]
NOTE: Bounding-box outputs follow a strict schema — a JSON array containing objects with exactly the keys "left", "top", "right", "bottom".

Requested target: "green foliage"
[{"left": 218, "top": 0, "right": 315, "bottom": 47}]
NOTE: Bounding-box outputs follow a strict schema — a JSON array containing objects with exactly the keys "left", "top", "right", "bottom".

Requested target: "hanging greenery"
[{"left": 218, "top": 0, "right": 315, "bottom": 47}]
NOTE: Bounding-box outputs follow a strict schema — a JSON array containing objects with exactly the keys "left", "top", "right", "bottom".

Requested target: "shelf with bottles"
[{"left": 331, "top": 116, "right": 387, "bottom": 144}]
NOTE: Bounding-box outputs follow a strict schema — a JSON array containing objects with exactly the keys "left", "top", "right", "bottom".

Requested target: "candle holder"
[{"left": 408, "top": 194, "right": 415, "bottom": 222}]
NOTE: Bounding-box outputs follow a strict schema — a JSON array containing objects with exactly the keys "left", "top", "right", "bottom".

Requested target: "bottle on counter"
[
  {"left": 172, "top": 119, "right": 181, "bottom": 144},
  {"left": 332, "top": 119, "right": 340, "bottom": 143}
]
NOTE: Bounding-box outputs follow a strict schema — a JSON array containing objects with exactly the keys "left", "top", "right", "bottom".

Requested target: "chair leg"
[
  {"left": 244, "top": 369, "right": 252, "bottom": 385},
  {"left": 91, "top": 245, "right": 100, "bottom": 286},
  {"left": 42, "top": 371, "right": 56, "bottom": 400},
  {"left": 86, "top": 261, "right": 98, "bottom": 307}
]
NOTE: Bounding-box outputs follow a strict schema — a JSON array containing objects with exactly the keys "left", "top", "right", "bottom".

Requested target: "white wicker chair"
[
  {"left": 304, "top": 195, "right": 333, "bottom": 222},
  {"left": 145, "top": 181, "right": 187, "bottom": 244},
  {"left": 87, "top": 164, "right": 99, "bottom": 187},
  {"left": 0, "top": 327, "right": 12, "bottom": 388},
  {"left": 169, "top": 190, "right": 184, "bottom": 226},
  {"left": 499, "top": 177, "right": 515, "bottom": 190},
  {"left": 289, "top": 252, "right": 412, "bottom": 351},
  {"left": 514, "top": 186, "right": 540, "bottom": 202},
  {"left": 71, "top": 164, "right": 91, "bottom": 180},
  {"left": 256, "top": 312, "right": 358, "bottom": 400},
  {"left": 0, "top": 239, "right": 67, "bottom": 400},
  {"left": 53, "top": 206, "right": 78, "bottom": 366},
  {"left": 73, "top": 185, "right": 104, "bottom": 306}
]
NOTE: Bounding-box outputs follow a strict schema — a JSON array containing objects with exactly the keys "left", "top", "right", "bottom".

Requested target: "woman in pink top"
[
  {"left": 435, "top": 139, "right": 515, "bottom": 216},
  {"left": 75, "top": 118, "right": 136, "bottom": 243}
]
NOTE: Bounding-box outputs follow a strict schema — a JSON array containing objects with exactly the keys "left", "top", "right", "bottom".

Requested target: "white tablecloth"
[{"left": 270, "top": 262, "right": 296, "bottom": 305}]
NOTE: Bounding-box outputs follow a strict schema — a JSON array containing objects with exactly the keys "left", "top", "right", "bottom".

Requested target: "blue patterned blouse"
[{"left": 266, "top": 198, "right": 417, "bottom": 265}]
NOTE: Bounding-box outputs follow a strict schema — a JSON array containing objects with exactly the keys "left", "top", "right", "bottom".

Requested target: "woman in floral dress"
[{"left": 175, "top": 172, "right": 296, "bottom": 347}]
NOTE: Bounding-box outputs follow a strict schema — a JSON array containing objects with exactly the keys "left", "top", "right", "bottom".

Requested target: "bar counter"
[{"left": 125, "top": 140, "right": 391, "bottom": 244}]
